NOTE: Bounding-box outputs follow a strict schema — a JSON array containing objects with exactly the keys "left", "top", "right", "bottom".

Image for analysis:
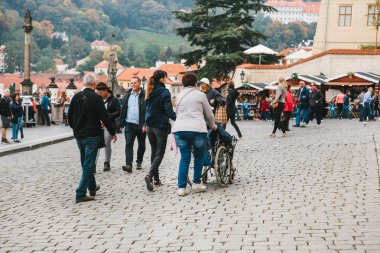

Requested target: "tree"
[
  {"left": 35, "top": 56, "right": 57, "bottom": 73},
  {"left": 173, "top": 0, "right": 275, "bottom": 79},
  {"left": 144, "top": 44, "right": 160, "bottom": 67}
]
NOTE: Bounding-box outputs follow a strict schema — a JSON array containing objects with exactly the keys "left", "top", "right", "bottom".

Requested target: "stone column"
[{"left": 20, "top": 9, "right": 34, "bottom": 95}]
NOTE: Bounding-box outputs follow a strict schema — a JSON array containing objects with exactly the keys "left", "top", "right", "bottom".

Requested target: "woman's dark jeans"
[
  {"left": 147, "top": 127, "right": 168, "bottom": 181},
  {"left": 272, "top": 103, "right": 285, "bottom": 134},
  {"left": 227, "top": 107, "right": 242, "bottom": 137}
]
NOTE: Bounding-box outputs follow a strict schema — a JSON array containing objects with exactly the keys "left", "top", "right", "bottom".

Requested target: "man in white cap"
[{"left": 199, "top": 78, "right": 225, "bottom": 112}]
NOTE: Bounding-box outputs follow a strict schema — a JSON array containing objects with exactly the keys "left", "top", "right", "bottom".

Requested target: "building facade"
[
  {"left": 313, "top": 0, "right": 379, "bottom": 53},
  {"left": 264, "top": 0, "right": 320, "bottom": 24}
]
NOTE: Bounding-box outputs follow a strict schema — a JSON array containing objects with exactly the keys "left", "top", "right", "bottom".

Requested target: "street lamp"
[
  {"left": 142, "top": 76, "right": 147, "bottom": 90},
  {"left": 240, "top": 70, "right": 245, "bottom": 83}
]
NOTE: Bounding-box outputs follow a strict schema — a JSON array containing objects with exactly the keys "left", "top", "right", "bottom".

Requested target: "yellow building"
[{"left": 313, "top": 0, "right": 379, "bottom": 53}]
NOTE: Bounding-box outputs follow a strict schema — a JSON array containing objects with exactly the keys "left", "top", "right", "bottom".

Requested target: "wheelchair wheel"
[
  {"left": 214, "top": 145, "right": 231, "bottom": 187},
  {"left": 201, "top": 166, "right": 209, "bottom": 184}
]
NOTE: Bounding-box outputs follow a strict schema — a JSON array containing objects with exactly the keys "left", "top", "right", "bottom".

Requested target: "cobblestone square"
[{"left": 1, "top": 120, "right": 380, "bottom": 253}]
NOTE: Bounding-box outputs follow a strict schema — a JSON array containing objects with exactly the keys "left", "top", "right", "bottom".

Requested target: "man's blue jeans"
[
  {"left": 174, "top": 131, "right": 207, "bottom": 189},
  {"left": 359, "top": 104, "right": 364, "bottom": 121},
  {"left": 339, "top": 105, "right": 351, "bottom": 119},
  {"left": 295, "top": 107, "right": 308, "bottom": 125},
  {"left": 364, "top": 102, "right": 371, "bottom": 121},
  {"left": 11, "top": 117, "right": 22, "bottom": 140},
  {"left": 76, "top": 136, "right": 100, "bottom": 198}
]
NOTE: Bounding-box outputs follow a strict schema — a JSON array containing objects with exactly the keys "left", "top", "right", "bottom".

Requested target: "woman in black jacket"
[
  {"left": 226, "top": 82, "right": 242, "bottom": 138},
  {"left": 10, "top": 93, "right": 23, "bottom": 143},
  {"left": 96, "top": 82, "right": 121, "bottom": 171},
  {"left": 144, "top": 70, "right": 176, "bottom": 191}
]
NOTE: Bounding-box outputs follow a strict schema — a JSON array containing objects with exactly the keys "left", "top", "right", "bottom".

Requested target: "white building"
[
  {"left": 264, "top": 0, "right": 320, "bottom": 24},
  {"left": 283, "top": 48, "right": 313, "bottom": 65},
  {"left": 90, "top": 40, "right": 110, "bottom": 52},
  {"left": 313, "top": 0, "right": 380, "bottom": 54},
  {"left": 53, "top": 59, "right": 68, "bottom": 74},
  {"left": 52, "top": 32, "right": 69, "bottom": 42},
  {"left": 0, "top": 45, "right": 5, "bottom": 73}
]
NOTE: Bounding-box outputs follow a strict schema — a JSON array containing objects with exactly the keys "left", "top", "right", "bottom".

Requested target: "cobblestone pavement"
[{"left": 1, "top": 119, "right": 380, "bottom": 253}]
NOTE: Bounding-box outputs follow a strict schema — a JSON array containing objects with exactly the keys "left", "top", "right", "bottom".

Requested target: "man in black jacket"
[
  {"left": 307, "top": 83, "right": 324, "bottom": 126},
  {"left": 226, "top": 82, "right": 242, "bottom": 138},
  {"left": 118, "top": 77, "right": 146, "bottom": 173},
  {"left": 96, "top": 82, "right": 121, "bottom": 171},
  {"left": 68, "top": 74, "right": 117, "bottom": 203},
  {"left": 0, "top": 89, "right": 12, "bottom": 144}
]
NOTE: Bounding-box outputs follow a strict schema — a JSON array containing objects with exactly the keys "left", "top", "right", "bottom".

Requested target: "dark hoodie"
[{"left": 145, "top": 82, "right": 176, "bottom": 131}]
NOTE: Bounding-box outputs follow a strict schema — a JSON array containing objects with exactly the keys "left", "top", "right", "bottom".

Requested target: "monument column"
[{"left": 20, "top": 9, "right": 34, "bottom": 95}]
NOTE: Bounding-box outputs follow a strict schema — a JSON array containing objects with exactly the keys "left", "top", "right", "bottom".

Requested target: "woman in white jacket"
[{"left": 173, "top": 73, "right": 217, "bottom": 196}]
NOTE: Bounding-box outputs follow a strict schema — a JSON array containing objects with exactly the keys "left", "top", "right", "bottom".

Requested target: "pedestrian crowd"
[{"left": 69, "top": 72, "right": 241, "bottom": 203}]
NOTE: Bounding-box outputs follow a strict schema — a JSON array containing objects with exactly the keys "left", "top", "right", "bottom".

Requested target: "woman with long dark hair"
[
  {"left": 10, "top": 93, "right": 23, "bottom": 143},
  {"left": 144, "top": 70, "right": 176, "bottom": 191}
]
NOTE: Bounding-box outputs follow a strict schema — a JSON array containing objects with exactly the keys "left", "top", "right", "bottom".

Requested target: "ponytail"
[
  {"left": 145, "top": 76, "right": 155, "bottom": 100},
  {"left": 145, "top": 70, "right": 168, "bottom": 99}
]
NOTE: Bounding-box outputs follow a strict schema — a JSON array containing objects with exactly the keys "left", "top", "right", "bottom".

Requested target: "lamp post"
[
  {"left": 142, "top": 76, "right": 147, "bottom": 90},
  {"left": 20, "top": 9, "right": 34, "bottom": 95},
  {"left": 240, "top": 70, "right": 245, "bottom": 84}
]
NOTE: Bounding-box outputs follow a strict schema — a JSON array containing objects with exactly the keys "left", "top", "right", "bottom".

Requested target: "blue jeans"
[
  {"left": 75, "top": 136, "right": 100, "bottom": 198},
  {"left": 364, "top": 102, "right": 371, "bottom": 121},
  {"left": 243, "top": 109, "right": 249, "bottom": 120},
  {"left": 174, "top": 131, "right": 207, "bottom": 189},
  {"left": 359, "top": 104, "right": 364, "bottom": 121},
  {"left": 295, "top": 107, "right": 308, "bottom": 125},
  {"left": 11, "top": 117, "right": 22, "bottom": 140},
  {"left": 339, "top": 105, "right": 351, "bottom": 119}
]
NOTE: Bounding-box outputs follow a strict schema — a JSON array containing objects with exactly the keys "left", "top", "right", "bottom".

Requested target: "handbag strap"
[{"left": 176, "top": 89, "right": 196, "bottom": 114}]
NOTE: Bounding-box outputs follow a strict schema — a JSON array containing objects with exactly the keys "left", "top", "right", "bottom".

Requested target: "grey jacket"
[
  {"left": 173, "top": 87, "right": 215, "bottom": 133},
  {"left": 273, "top": 85, "right": 287, "bottom": 104}
]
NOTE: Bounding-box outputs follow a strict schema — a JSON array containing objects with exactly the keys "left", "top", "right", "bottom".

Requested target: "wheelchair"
[{"left": 187, "top": 124, "right": 238, "bottom": 187}]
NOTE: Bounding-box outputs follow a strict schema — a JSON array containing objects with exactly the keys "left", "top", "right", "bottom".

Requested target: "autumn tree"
[{"left": 173, "top": 0, "right": 275, "bottom": 79}]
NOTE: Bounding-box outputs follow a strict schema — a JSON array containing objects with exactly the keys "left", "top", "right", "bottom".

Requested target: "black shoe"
[
  {"left": 46, "top": 124, "right": 51, "bottom": 126},
  {"left": 285, "top": 129, "right": 290, "bottom": 132},
  {"left": 76, "top": 195, "right": 95, "bottom": 203},
  {"left": 136, "top": 163, "right": 142, "bottom": 170},
  {"left": 21, "top": 133, "right": 24, "bottom": 139},
  {"left": 1, "top": 138, "right": 11, "bottom": 144},
  {"left": 292, "top": 125, "right": 300, "bottom": 127},
  {"left": 144, "top": 175, "right": 154, "bottom": 191},
  {"left": 122, "top": 164, "right": 132, "bottom": 173},
  {"left": 104, "top": 162, "right": 111, "bottom": 171},
  {"left": 89, "top": 185, "right": 100, "bottom": 197}
]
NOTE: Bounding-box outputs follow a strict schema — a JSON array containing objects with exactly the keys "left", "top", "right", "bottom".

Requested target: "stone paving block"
[{"left": 0, "top": 121, "right": 380, "bottom": 253}]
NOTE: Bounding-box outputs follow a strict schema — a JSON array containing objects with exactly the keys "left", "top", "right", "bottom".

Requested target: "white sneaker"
[
  {"left": 281, "top": 132, "right": 288, "bottom": 138},
  {"left": 178, "top": 188, "right": 188, "bottom": 196},
  {"left": 191, "top": 183, "right": 207, "bottom": 193}
]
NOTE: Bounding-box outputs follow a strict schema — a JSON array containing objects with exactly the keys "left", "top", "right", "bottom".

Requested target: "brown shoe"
[
  {"left": 75, "top": 195, "right": 95, "bottom": 203},
  {"left": 122, "top": 164, "right": 132, "bottom": 173},
  {"left": 89, "top": 185, "right": 100, "bottom": 197}
]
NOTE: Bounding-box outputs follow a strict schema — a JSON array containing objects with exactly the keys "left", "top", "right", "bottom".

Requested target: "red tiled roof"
[
  {"left": 117, "top": 68, "right": 155, "bottom": 81},
  {"left": 0, "top": 73, "right": 83, "bottom": 91},
  {"left": 54, "top": 58, "right": 64, "bottom": 65},
  {"left": 97, "top": 75, "right": 108, "bottom": 83},
  {"left": 304, "top": 3, "right": 320, "bottom": 14},
  {"left": 238, "top": 49, "right": 380, "bottom": 70},
  {"left": 91, "top": 40, "right": 109, "bottom": 47},
  {"left": 156, "top": 64, "right": 188, "bottom": 77},
  {"left": 94, "top": 60, "right": 124, "bottom": 69},
  {"left": 265, "top": 0, "right": 304, "bottom": 8}
]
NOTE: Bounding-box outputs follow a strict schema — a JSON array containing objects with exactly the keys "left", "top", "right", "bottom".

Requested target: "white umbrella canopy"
[{"left": 244, "top": 44, "right": 277, "bottom": 65}]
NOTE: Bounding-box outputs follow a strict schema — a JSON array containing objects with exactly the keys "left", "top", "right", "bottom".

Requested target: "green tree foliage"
[
  {"left": 174, "top": 0, "right": 275, "bottom": 79},
  {"left": 144, "top": 44, "right": 161, "bottom": 67},
  {"left": 35, "top": 56, "right": 56, "bottom": 73}
]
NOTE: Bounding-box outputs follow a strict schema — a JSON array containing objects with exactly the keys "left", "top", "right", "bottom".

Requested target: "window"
[
  {"left": 368, "top": 5, "right": 380, "bottom": 26},
  {"left": 339, "top": 6, "right": 352, "bottom": 27}
]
